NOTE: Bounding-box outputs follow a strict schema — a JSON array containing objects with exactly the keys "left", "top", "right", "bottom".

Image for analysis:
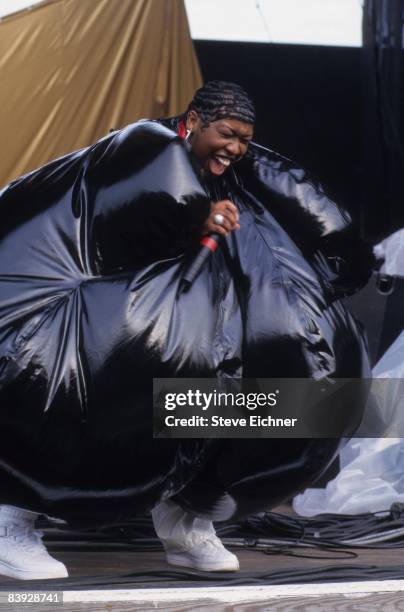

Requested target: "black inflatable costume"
[{"left": 0, "top": 118, "right": 373, "bottom": 526}]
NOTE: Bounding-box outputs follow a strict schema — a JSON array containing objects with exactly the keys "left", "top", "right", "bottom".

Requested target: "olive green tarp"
[{"left": 0, "top": 0, "right": 202, "bottom": 186}]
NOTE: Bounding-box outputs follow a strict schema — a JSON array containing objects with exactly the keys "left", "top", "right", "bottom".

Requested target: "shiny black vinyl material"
[{"left": 0, "top": 120, "right": 373, "bottom": 525}]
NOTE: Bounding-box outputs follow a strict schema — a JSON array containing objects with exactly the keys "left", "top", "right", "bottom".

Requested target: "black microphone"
[{"left": 180, "top": 233, "right": 220, "bottom": 289}]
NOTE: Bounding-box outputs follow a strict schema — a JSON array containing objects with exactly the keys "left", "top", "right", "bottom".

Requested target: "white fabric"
[
  {"left": 293, "top": 438, "right": 404, "bottom": 516},
  {"left": 373, "top": 229, "right": 404, "bottom": 276},
  {"left": 151, "top": 499, "right": 239, "bottom": 571},
  {"left": 293, "top": 330, "right": 404, "bottom": 517},
  {"left": 151, "top": 499, "right": 216, "bottom": 549}
]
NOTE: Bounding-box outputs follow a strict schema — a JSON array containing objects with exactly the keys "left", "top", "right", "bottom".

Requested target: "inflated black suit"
[{"left": 0, "top": 119, "right": 373, "bottom": 525}]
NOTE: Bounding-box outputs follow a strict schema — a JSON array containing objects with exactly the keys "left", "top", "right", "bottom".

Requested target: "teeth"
[{"left": 216, "top": 156, "right": 231, "bottom": 167}]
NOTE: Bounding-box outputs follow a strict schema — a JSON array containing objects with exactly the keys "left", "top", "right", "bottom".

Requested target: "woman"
[{"left": 0, "top": 81, "right": 373, "bottom": 577}]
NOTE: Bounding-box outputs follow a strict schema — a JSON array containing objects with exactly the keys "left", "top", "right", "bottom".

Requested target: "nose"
[
  {"left": 225, "top": 138, "right": 242, "bottom": 158},
  {"left": 225, "top": 138, "right": 246, "bottom": 160}
]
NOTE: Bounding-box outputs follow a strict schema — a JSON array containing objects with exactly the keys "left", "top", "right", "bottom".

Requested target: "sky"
[{"left": 0, "top": 0, "right": 363, "bottom": 47}]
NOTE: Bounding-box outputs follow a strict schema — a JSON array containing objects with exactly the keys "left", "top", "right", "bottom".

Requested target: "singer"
[
  {"left": 0, "top": 81, "right": 375, "bottom": 577},
  {"left": 165, "top": 83, "right": 253, "bottom": 287}
]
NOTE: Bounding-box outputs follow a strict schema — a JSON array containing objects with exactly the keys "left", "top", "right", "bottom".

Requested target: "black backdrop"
[
  {"left": 194, "top": 39, "right": 404, "bottom": 369},
  {"left": 195, "top": 33, "right": 404, "bottom": 244},
  {"left": 194, "top": 25, "right": 404, "bottom": 484},
  {"left": 194, "top": 41, "right": 364, "bottom": 227}
]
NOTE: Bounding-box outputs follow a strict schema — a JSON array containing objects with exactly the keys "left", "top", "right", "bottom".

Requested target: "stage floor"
[
  {"left": 1, "top": 506, "right": 404, "bottom": 610},
  {"left": 1, "top": 547, "right": 404, "bottom": 610}
]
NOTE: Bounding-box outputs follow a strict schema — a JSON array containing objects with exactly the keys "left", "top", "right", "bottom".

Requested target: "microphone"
[{"left": 180, "top": 233, "right": 220, "bottom": 289}]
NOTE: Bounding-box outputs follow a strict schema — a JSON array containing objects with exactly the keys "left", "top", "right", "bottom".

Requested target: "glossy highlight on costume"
[{"left": 0, "top": 120, "right": 373, "bottom": 526}]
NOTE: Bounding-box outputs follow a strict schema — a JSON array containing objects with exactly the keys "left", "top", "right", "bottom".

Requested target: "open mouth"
[
  {"left": 215, "top": 155, "right": 231, "bottom": 167},
  {"left": 208, "top": 155, "right": 232, "bottom": 175}
]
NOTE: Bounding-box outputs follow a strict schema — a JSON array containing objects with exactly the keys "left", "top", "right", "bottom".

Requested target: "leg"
[{"left": 151, "top": 499, "right": 239, "bottom": 572}]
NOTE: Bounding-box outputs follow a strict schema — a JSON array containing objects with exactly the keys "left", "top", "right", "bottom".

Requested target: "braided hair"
[{"left": 187, "top": 81, "right": 255, "bottom": 127}]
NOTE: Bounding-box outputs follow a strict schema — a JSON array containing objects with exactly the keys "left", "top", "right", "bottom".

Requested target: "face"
[{"left": 186, "top": 111, "right": 254, "bottom": 177}]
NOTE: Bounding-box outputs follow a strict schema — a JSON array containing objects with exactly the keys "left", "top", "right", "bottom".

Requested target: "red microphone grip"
[{"left": 181, "top": 233, "right": 220, "bottom": 287}]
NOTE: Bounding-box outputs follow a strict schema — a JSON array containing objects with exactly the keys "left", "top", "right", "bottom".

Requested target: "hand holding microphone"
[
  {"left": 201, "top": 200, "right": 240, "bottom": 237},
  {"left": 181, "top": 200, "right": 240, "bottom": 288}
]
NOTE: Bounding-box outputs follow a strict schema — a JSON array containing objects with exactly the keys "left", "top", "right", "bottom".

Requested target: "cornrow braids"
[{"left": 187, "top": 81, "right": 255, "bottom": 127}]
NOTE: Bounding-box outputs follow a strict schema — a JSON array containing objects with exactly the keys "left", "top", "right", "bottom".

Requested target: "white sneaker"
[
  {"left": 164, "top": 533, "right": 240, "bottom": 572},
  {"left": 152, "top": 500, "right": 239, "bottom": 572},
  {"left": 0, "top": 505, "right": 68, "bottom": 580}
]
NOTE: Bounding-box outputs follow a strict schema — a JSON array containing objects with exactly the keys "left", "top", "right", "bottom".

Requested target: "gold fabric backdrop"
[{"left": 0, "top": 0, "right": 202, "bottom": 187}]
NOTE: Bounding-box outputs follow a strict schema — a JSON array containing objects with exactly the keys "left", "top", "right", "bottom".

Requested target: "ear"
[{"left": 186, "top": 110, "right": 199, "bottom": 132}]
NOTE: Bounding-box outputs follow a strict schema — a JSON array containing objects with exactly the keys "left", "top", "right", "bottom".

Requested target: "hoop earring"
[{"left": 185, "top": 129, "right": 192, "bottom": 141}]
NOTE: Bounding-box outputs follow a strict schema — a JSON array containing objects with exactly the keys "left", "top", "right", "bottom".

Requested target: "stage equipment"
[{"left": 363, "top": 0, "right": 404, "bottom": 240}]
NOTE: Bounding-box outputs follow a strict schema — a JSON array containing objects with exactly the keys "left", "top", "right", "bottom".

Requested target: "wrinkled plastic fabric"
[
  {"left": 294, "top": 331, "right": 404, "bottom": 516},
  {"left": 0, "top": 120, "right": 372, "bottom": 526},
  {"left": 293, "top": 437, "right": 404, "bottom": 516}
]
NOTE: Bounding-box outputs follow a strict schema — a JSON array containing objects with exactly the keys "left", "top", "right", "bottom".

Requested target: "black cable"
[
  {"left": 2, "top": 564, "right": 404, "bottom": 591},
  {"left": 22, "top": 505, "right": 404, "bottom": 590},
  {"left": 38, "top": 505, "right": 404, "bottom": 553}
]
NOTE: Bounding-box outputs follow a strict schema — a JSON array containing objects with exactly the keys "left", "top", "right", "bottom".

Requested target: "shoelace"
[
  {"left": 187, "top": 533, "right": 223, "bottom": 550},
  {"left": 8, "top": 526, "right": 46, "bottom": 554}
]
